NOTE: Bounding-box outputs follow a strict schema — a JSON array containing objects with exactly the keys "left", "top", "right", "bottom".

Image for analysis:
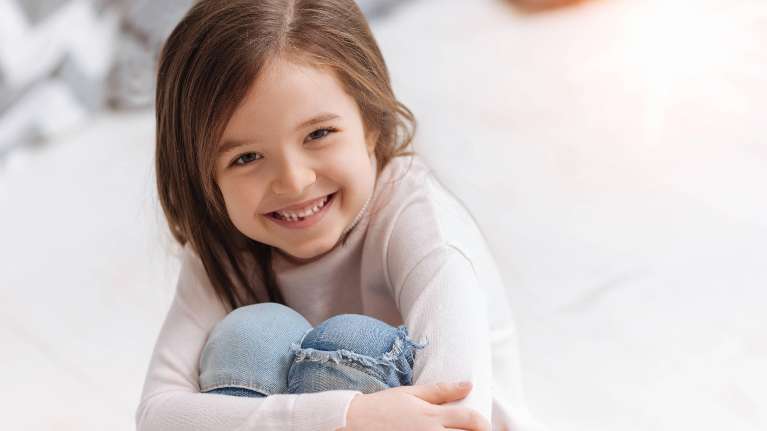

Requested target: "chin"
[
  {"left": 290, "top": 249, "right": 320, "bottom": 260},
  {"left": 301, "top": 242, "right": 335, "bottom": 259},
  {"left": 280, "top": 238, "right": 337, "bottom": 262}
]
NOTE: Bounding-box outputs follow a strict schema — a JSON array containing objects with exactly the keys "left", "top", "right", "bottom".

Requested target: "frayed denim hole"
[
  {"left": 289, "top": 325, "right": 430, "bottom": 385},
  {"left": 381, "top": 325, "right": 430, "bottom": 375},
  {"left": 292, "top": 347, "right": 392, "bottom": 367},
  {"left": 290, "top": 346, "right": 392, "bottom": 382},
  {"left": 289, "top": 326, "right": 315, "bottom": 360},
  {"left": 400, "top": 325, "right": 430, "bottom": 350}
]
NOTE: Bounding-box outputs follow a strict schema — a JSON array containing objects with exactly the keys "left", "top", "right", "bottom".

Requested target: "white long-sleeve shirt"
[{"left": 135, "top": 154, "right": 544, "bottom": 431}]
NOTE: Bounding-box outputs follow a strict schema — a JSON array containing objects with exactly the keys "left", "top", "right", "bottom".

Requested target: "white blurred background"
[{"left": 1, "top": 0, "right": 766, "bottom": 429}]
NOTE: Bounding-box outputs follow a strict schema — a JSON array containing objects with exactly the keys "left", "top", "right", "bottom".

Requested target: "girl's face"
[{"left": 214, "top": 56, "right": 378, "bottom": 264}]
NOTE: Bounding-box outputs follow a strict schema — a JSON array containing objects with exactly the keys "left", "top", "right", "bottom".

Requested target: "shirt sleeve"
[
  {"left": 388, "top": 242, "right": 494, "bottom": 423},
  {"left": 135, "top": 244, "right": 361, "bottom": 431}
]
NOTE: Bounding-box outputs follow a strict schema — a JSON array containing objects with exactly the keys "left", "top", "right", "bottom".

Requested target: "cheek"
[
  {"left": 335, "top": 136, "right": 375, "bottom": 178},
  {"left": 220, "top": 179, "right": 262, "bottom": 220}
]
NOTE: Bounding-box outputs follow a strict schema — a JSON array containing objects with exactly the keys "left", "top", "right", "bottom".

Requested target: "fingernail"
[{"left": 458, "top": 381, "right": 471, "bottom": 388}]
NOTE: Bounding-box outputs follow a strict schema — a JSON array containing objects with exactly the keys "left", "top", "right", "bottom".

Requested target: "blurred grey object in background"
[
  {"left": 0, "top": 0, "right": 408, "bottom": 159},
  {"left": 0, "top": 0, "right": 120, "bottom": 157},
  {"left": 106, "top": 0, "right": 195, "bottom": 110}
]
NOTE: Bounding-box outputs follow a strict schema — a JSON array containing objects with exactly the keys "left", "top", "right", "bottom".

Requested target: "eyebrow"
[{"left": 217, "top": 112, "right": 341, "bottom": 155}]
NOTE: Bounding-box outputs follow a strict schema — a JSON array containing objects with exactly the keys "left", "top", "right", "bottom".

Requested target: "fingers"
[
  {"left": 398, "top": 381, "right": 473, "bottom": 404},
  {"left": 440, "top": 406, "right": 491, "bottom": 431}
]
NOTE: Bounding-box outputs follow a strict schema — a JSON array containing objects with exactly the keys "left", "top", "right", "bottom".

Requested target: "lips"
[
  {"left": 267, "top": 193, "right": 332, "bottom": 214},
  {"left": 265, "top": 191, "right": 336, "bottom": 228}
]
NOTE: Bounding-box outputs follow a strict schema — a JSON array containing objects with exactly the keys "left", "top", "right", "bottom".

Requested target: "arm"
[
  {"left": 135, "top": 245, "right": 360, "bottom": 431},
  {"left": 389, "top": 244, "right": 493, "bottom": 422}
]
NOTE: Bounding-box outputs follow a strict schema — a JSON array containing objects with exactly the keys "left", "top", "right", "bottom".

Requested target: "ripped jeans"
[{"left": 198, "top": 302, "right": 428, "bottom": 397}]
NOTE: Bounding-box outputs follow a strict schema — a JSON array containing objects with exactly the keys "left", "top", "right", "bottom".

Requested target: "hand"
[{"left": 339, "top": 381, "right": 490, "bottom": 431}]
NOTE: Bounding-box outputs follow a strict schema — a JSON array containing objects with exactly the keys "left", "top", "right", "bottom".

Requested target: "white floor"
[{"left": 2, "top": 0, "right": 766, "bottom": 429}]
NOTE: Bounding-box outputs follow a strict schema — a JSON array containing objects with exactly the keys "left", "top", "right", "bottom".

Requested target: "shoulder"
[{"left": 368, "top": 155, "right": 486, "bottom": 293}]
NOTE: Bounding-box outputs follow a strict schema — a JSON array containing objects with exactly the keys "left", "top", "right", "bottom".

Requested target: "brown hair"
[{"left": 155, "top": 0, "right": 416, "bottom": 312}]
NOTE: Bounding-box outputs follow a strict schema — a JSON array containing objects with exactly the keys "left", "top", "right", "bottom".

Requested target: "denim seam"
[
  {"left": 201, "top": 380, "right": 270, "bottom": 395},
  {"left": 297, "top": 326, "right": 314, "bottom": 345}
]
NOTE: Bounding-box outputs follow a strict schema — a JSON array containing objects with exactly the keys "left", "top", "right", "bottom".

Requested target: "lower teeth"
[
  {"left": 272, "top": 193, "right": 332, "bottom": 222},
  {"left": 277, "top": 210, "right": 312, "bottom": 222},
  {"left": 276, "top": 214, "right": 302, "bottom": 222}
]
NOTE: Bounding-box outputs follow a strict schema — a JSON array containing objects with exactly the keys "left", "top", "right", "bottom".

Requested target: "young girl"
[{"left": 136, "top": 1, "right": 543, "bottom": 430}]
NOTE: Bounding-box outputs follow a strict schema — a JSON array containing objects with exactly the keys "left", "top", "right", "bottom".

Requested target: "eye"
[
  {"left": 231, "top": 152, "right": 262, "bottom": 167},
  {"left": 306, "top": 127, "right": 337, "bottom": 142}
]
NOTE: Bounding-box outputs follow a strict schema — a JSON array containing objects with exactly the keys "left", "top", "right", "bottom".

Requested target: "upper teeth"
[{"left": 276, "top": 195, "right": 329, "bottom": 220}]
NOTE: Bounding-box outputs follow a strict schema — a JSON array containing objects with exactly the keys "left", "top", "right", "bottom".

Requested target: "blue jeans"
[{"left": 199, "top": 302, "right": 428, "bottom": 397}]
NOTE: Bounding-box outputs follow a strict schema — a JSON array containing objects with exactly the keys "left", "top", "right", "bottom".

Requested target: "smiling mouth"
[{"left": 266, "top": 192, "right": 335, "bottom": 222}]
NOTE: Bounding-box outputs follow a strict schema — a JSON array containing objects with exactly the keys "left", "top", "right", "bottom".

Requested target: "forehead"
[{"left": 220, "top": 57, "right": 358, "bottom": 141}]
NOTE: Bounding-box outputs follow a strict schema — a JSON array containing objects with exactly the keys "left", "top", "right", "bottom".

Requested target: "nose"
[{"left": 270, "top": 155, "right": 316, "bottom": 196}]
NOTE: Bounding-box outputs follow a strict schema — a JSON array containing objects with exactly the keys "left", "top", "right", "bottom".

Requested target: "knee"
[
  {"left": 225, "top": 302, "right": 303, "bottom": 325},
  {"left": 200, "top": 303, "right": 311, "bottom": 395},
  {"left": 214, "top": 302, "right": 307, "bottom": 335},
  {"left": 203, "top": 302, "right": 311, "bottom": 354},
  {"left": 300, "top": 314, "right": 397, "bottom": 355},
  {"left": 288, "top": 314, "right": 427, "bottom": 392}
]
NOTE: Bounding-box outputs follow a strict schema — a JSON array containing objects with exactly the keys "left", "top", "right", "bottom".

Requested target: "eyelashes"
[
  {"left": 307, "top": 127, "right": 337, "bottom": 141},
  {"left": 230, "top": 127, "right": 338, "bottom": 167},
  {"left": 232, "top": 152, "right": 262, "bottom": 166}
]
